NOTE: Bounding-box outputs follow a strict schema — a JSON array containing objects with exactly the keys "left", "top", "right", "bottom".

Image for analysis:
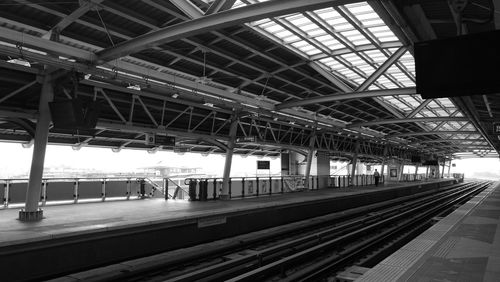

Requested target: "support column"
[
  {"left": 426, "top": 166, "right": 429, "bottom": 179},
  {"left": 304, "top": 128, "right": 317, "bottom": 189},
  {"left": 438, "top": 158, "right": 446, "bottom": 178},
  {"left": 316, "top": 151, "right": 330, "bottom": 189},
  {"left": 350, "top": 139, "right": 360, "bottom": 186},
  {"left": 440, "top": 158, "right": 445, "bottom": 178},
  {"left": 220, "top": 116, "right": 238, "bottom": 200},
  {"left": 447, "top": 158, "right": 452, "bottom": 178},
  {"left": 414, "top": 164, "right": 419, "bottom": 180},
  {"left": 380, "top": 145, "right": 388, "bottom": 178},
  {"left": 280, "top": 151, "right": 290, "bottom": 176},
  {"left": 398, "top": 162, "right": 405, "bottom": 181},
  {"left": 20, "top": 75, "right": 53, "bottom": 221}
]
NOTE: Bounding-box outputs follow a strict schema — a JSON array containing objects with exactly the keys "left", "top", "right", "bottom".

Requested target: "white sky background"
[
  {"left": 0, "top": 142, "right": 281, "bottom": 178},
  {"left": 0, "top": 142, "right": 499, "bottom": 180}
]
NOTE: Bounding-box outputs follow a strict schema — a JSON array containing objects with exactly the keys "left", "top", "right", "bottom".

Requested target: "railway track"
[{"left": 55, "top": 181, "right": 491, "bottom": 282}]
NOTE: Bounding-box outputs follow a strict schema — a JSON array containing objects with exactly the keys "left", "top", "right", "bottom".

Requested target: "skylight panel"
[
  {"left": 345, "top": 2, "right": 373, "bottom": 12},
  {"left": 287, "top": 16, "right": 310, "bottom": 26},
  {"left": 356, "top": 64, "right": 375, "bottom": 76},
  {"left": 400, "top": 80, "right": 416, "bottom": 87},
  {"left": 463, "top": 124, "right": 475, "bottom": 130},
  {"left": 401, "top": 96, "right": 419, "bottom": 106},
  {"left": 282, "top": 34, "right": 301, "bottom": 44},
  {"left": 368, "top": 26, "right": 397, "bottom": 42},
  {"left": 381, "top": 97, "right": 411, "bottom": 112},
  {"left": 421, "top": 109, "right": 436, "bottom": 117},
  {"left": 362, "top": 49, "right": 387, "bottom": 64},
  {"left": 436, "top": 98, "right": 455, "bottom": 107},
  {"left": 316, "top": 35, "right": 345, "bottom": 51},
  {"left": 427, "top": 101, "right": 440, "bottom": 109},
  {"left": 260, "top": 22, "right": 283, "bottom": 33},
  {"left": 376, "top": 75, "right": 399, "bottom": 89},
  {"left": 441, "top": 123, "right": 454, "bottom": 130},
  {"left": 315, "top": 7, "right": 342, "bottom": 20},
  {"left": 447, "top": 121, "right": 462, "bottom": 129},
  {"left": 434, "top": 109, "right": 448, "bottom": 117},
  {"left": 291, "top": 42, "right": 322, "bottom": 56}
]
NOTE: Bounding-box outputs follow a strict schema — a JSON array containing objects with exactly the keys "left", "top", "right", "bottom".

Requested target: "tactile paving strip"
[
  {"left": 432, "top": 236, "right": 459, "bottom": 258},
  {"left": 380, "top": 249, "right": 426, "bottom": 268},
  {"left": 356, "top": 265, "right": 405, "bottom": 282}
]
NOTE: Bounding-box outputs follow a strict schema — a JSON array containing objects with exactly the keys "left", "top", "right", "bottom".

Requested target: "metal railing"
[
  {"left": 0, "top": 176, "right": 188, "bottom": 208},
  {"left": 184, "top": 174, "right": 387, "bottom": 201},
  {"left": 328, "top": 174, "right": 385, "bottom": 188},
  {"left": 400, "top": 173, "right": 426, "bottom": 182}
]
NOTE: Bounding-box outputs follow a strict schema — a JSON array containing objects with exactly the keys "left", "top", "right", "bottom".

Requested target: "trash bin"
[
  {"left": 199, "top": 180, "right": 208, "bottom": 201},
  {"left": 139, "top": 179, "right": 146, "bottom": 198},
  {"left": 188, "top": 180, "right": 197, "bottom": 201}
]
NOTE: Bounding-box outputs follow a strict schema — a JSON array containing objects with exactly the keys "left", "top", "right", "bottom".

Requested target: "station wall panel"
[
  {"left": 46, "top": 182, "right": 73, "bottom": 201},
  {"left": 0, "top": 183, "right": 5, "bottom": 203},
  {"left": 8, "top": 183, "right": 27, "bottom": 203},
  {"left": 78, "top": 181, "right": 103, "bottom": 199},
  {"left": 105, "top": 181, "right": 128, "bottom": 198}
]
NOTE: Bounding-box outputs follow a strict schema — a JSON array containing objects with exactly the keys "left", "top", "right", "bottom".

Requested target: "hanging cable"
[{"left": 96, "top": 7, "right": 115, "bottom": 47}]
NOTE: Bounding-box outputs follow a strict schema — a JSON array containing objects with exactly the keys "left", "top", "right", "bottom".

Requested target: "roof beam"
[
  {"left": 275, "top": 88, "right": 415, "bottom": 110},
  {"left": 0, "top": 26, "right": 97, "bottom": 62},
  {"left": 169, "top": 0, "right": 204, "bottom": 19},
  {"left": 406, "top": 99, "right": 431, "bottom": 118},
  {"left": 347, "top": 117, "right": 469, "bottom": 128},
  {"left": 42, "top": 0, "right": 105, "bottom": 39},
  {"left": 308, "top": 62, "right": 352, "bottom": 93},
  {"left": 388, "top": 131, "right": 478, "bottom": 138},
  {"left": 97, "top": 0, "right": 362, "bottom": 62},
  {"left": 356, "top": 46, "right": 407, "bottom": 91},
  {"left": 206, "top": 0, "right": 237, "bottom": 15},
  {"left": 414, "top": 139, "right": 487, "bottom": 144}
]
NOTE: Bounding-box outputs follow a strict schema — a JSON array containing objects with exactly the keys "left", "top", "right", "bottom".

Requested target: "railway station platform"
[
  {"left": 357, "top": 181, "right": 500, "bottom": 282},
  {"left": 0, "top": 178, "right": 456, "bottom": 281}
]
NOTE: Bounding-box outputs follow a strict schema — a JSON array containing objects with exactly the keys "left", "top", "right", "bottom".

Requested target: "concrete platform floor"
[
  {"left": 357, "top": 181, "right": 500, "bottom": 282},
  {"left": 0, "top": 179, "right": 450, "bottom": 249}
]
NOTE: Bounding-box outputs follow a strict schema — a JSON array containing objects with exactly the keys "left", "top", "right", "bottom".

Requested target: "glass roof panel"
[{"left": 231, "top": 0, "right": 482, "bottom": 151}]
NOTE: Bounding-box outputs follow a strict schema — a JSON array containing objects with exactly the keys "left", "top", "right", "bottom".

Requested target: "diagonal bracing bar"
[
  {"left": 97, "top": 0, "right": 363, "bottom": 62},
  {"left": 347, "top": 117, "right": 469, "bottom": 128},
  {"left": 275, "top": 88, "right": 415, "bottom": 110}
]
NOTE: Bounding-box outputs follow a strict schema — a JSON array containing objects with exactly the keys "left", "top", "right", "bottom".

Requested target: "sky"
[
  {"left": 0, "top": 142, "right": 281, "bottom": 178},
  {"left": 0, "top": 141, "right": 499, "bottom": 180}
]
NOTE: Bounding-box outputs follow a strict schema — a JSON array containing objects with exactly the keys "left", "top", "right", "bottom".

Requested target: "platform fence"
[
  {"left": 184, "top": 174, "right": 389, "bottom": 201},
  {"left": 0, "top": 176, "right": 187, "bottom": 208}
]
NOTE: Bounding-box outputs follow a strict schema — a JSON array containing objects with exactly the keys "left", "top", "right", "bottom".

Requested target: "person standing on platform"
[{"left": 374, "top": 169, "right": 380, "bottom": 187}]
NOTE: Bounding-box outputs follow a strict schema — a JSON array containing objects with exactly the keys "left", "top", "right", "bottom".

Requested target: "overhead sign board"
[
  {"left": 257, "top": 160, "right": 270, "bottom": 170},
  {"left": 494, "top": 122, "right": 500, "bottom": 134},
  {"left": 236, "top": 136, "right": 256, "bottom": 143}
]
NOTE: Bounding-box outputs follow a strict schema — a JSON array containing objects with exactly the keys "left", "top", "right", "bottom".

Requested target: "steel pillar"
[
  {"left": 447, "top": 158, "right": 452, "bottom": 178},
  {"left": 19, "top": 75, "right": 53, "bottom": 221},
  {"left": 380, "top": 145, "right": 388, "bottom": 177},
  {"left": 398, "top": 162, "right": 405, "bottom": 181},
  {"left": 441, "top": 159, "right": 446, "bottom": 178},
  {"left": 220, "top": 116, "right": 238, "bottom": 200},
  {"left": 304, "top": 129, "right": 316, "bottom": 189},
  {"left": 350, "top": 139, "right": 360, "bottom": 186}
]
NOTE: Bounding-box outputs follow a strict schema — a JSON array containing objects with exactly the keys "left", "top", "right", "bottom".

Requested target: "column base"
[
  {"left": 18, "top": 209, "right": 44, "bottom": 221},
  {"left": 219, "top": 194, "right": 231, "bottom": 200}
]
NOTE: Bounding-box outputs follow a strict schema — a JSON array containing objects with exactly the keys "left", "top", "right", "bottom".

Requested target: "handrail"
[
  {"left": 165, "top": 177, "right": 187, "bottom": 199},
  {"left": 1, "top": 176, "right": 189, "bottom": 207}
]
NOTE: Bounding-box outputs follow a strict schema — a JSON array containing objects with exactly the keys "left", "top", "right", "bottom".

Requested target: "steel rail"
[{"left": 229, "top": 181, "right": 490, "bottom": 281}]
